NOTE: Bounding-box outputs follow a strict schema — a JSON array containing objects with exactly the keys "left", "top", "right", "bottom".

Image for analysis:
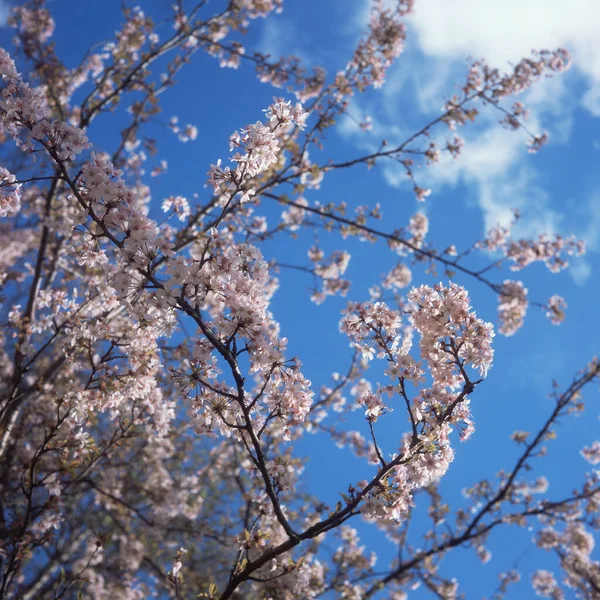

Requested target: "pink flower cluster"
[
  {"left": 0, "top": 49, "right": 90, "bottom": 158},
  {"left": 340, "top": 300, "right": 403, "bottom": 362},
  {"left": 159, "top": 232, "right": 315, "bottom": 439},
  {"left": 169, "top": 117, "right": 198, "bottom": 143},
  {"left": 0, "top": 57, "right": 318, "bottom": 451},
  {"left": 506, "top": 234, "right": 585, "bottom": 273},
  {"left": 80, "top": 153, "right": 172, "bottom": 274},
  {"left": 208, "top": 98, "right": 308, "bottom": 202},
  {"left": 349, "top": 0, "right": 414, "bottom": 89},
  {"left": 545, "top": 295, "right": 567, "bottom": 325},
  {"left": 361, "top": 426, "right": 456, "bottom": 522},
  {"left": 464, "top": 49, "right": 571, "bottom": 102},
  {"left": 310, "top": 249, "right": 352, "bottom": 304},
  {"left": 231, "top": 0, "right": 283, "bottom": 20},
  {"left": 479, "top": 219, "right": 585, "bottom": 288},
  {"left": 0, "top": 167, "right": 20, "bottom": 217},
  {"left": 407, "top": 212, "right": 429, "bottom": 249},
  {"left": 281, "top": 196, "right": 309, "bottom": 231},
  {"left": 9, "top": 3, "right": 55, "bottom": 51},
  {"left": 162, "top": 195, "right": 191, "bottom": 222},
  {"left": 532, "top": 570, "right": 563, "bottom": 599},
  {"left": 381, "top": 262, "right": 412, "bottom": 291},
  {"left": 497, "top": 280, "right": 528, "bottom": 336},
  {"left": 340, "top": 284, "right": 492, "bottom": 523},
  {"left": 534, "top": 522, "right": 600, "bottom": 599},
  {"left": 408, "top": 283, "right": 494, "bottom": 382},
  {"left": 580, "top": 441, "right": 600, "bottom": 465}
]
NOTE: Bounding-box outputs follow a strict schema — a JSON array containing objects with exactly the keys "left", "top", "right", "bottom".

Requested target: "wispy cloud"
[
  {"left": 259, "top": 16, "right": 297, "bottom": 59},
  {"left": 569, "top": 259, "right": 592, "bottom": 286},
  {"left": 409, "top": 0, "right": 600, "bottom": 117},
  {"left": 335, "top": 0, "right": 597, "bottom": 255},
  {"left": 580, "top": 192, "right": 600, "bottom": 252}
]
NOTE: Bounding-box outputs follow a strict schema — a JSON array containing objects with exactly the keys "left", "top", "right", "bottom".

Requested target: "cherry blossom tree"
[{"left": 0, "top": 1, "right": 597, "bottom": 599}]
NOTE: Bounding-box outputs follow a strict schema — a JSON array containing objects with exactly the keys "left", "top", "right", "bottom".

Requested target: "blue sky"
[{"left": 2, "top": 0, "right": 599, "bottom": 597}]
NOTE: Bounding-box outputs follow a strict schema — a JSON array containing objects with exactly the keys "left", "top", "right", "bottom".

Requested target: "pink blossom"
[
  {"left": 498, "top": 280, "right": 528, "bottom": 336},
  {"left": 545, "top": 295, "right": 567, "bottom": 325},
  {"left": 581, "top": 441, "right": 600, "bottom": 465},
  {"left": 531, "top": 570, "right": 563, "bottom": 599}
]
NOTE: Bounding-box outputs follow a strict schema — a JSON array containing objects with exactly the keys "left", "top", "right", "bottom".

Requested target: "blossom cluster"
[
  {"left": 340, "top": 284, "right": 493, "bottom": 523},
  {"left": 506, "top": 234, "right": 585, "bottom": 273},
  {"left": 545, "top": 294, "right": 567, "bottom": 326},
  {"left": 208, "top": 97, "right": 308, "bottom": 203},
  {"left": 408, "top": 283, "right": 494, "bottom": 382},
  {"left": 349, "top": 0, "right": 414, "bottom": 89},
  {"left": 479, "top": 218, "right": 585, "bottom": 275},
  {"left": 407, "top": 212, "right": 429, "bottom": 249},
  {"left": 497, "top": 280, "right": 528, "bottom": 336},
  {"left": 309, "top": 248, "right": 352, "bottom": 304},
  {"left": 169, "top": 116, "right": 198, "bottom": 143},
  {"left": 0, "top": 48, "right": 90, "bottom": 161},
  {"left": 533, "top": 522, "right": 600, "bottom": 599},
  {"left": 0, "top": 167, "right": 20, "bottom": 217}
]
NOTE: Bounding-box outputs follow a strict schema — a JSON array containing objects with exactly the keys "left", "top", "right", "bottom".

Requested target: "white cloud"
[
  {"left": 582, "top": 87, "right": 600, "bottom": 117},
  {"left": 569, "top": 259, "right": 592, "bottom": 286},
  {"left": 409, "top": 0, "right": 600, "bottom": 117},
  {"left": 430, "top": 126, "right": 523, "bottom": 184},
  {"left": 372, "top": 107, "right": 563, "bottom": 238},
  {"left": 381, "top": 152, "right": 562, "bottom": 239},
  {"left": 580, "top": 192, "right": 600, "bottom": 252},
  {"left": 336, "top": 0, "right": 595, "bottom": 244},
  {"left": 258, "top": 16, "right": 308, "bottom": 62},
  {"left": 475, "top": 170, "right": 562, "bottom": 237}
]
